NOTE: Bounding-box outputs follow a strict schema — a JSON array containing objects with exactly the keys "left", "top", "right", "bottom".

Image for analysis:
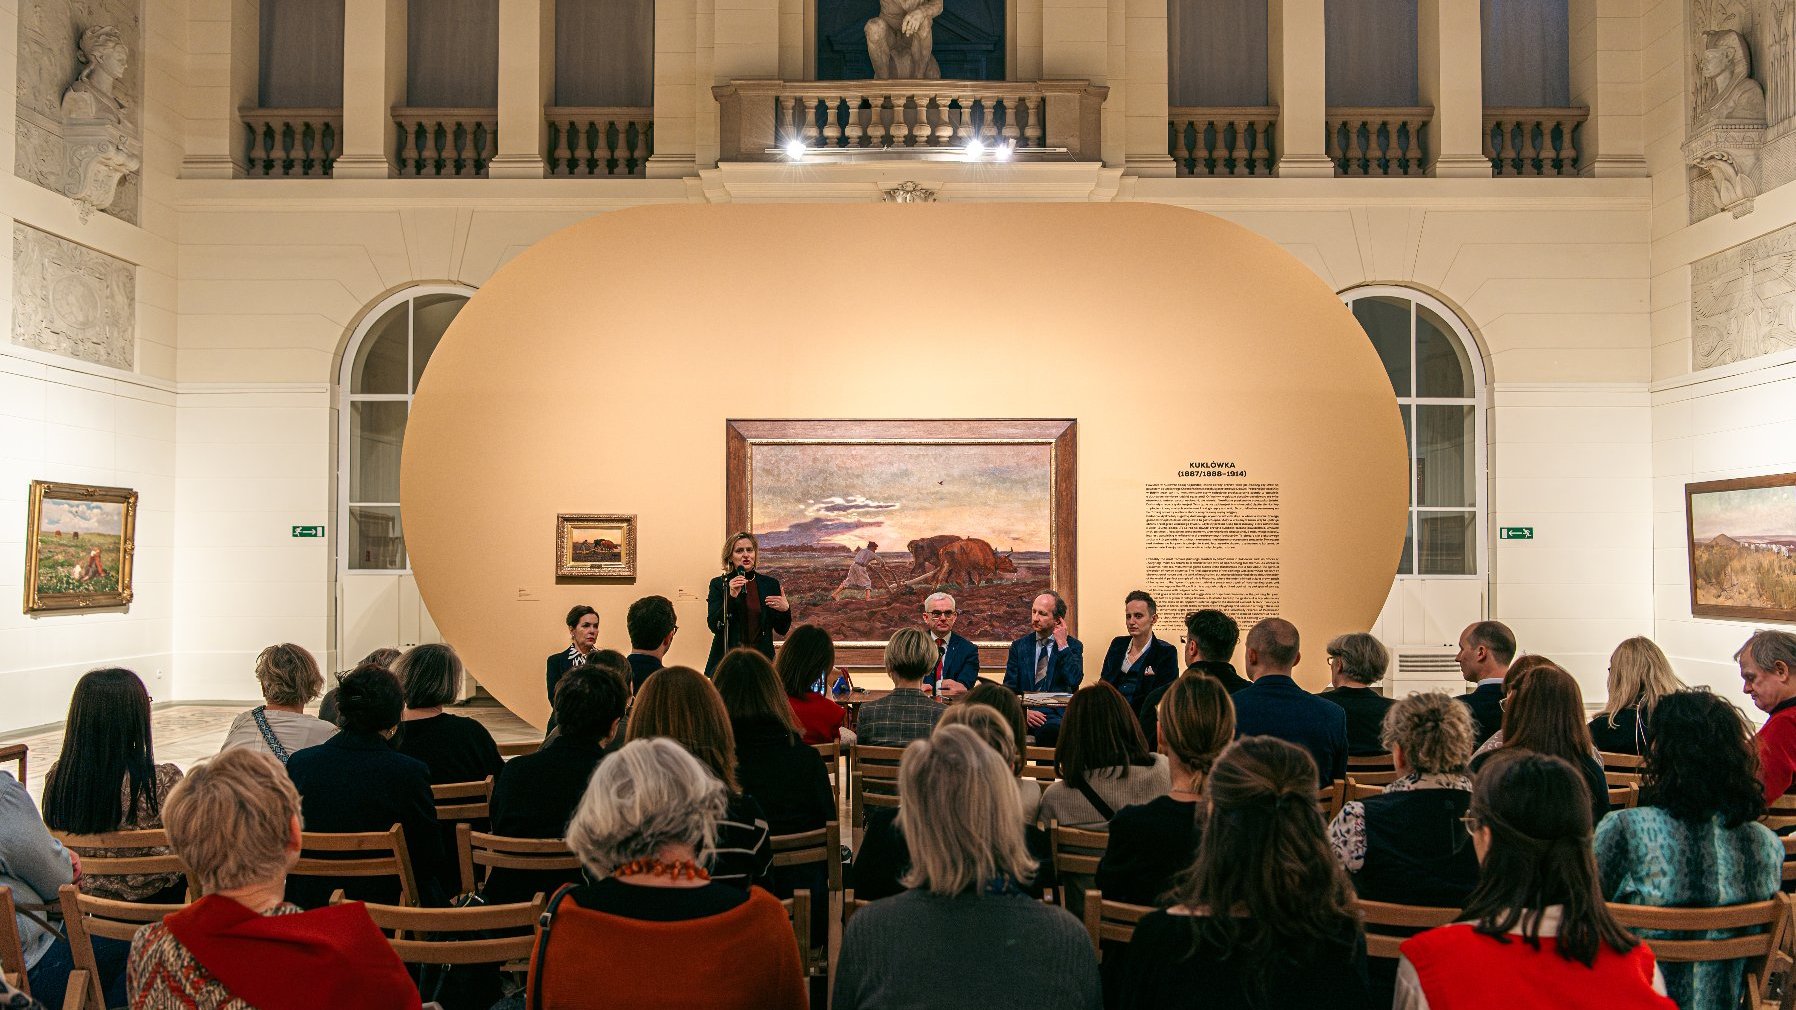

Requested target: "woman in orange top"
[{"left": 527, "top": 737, "right": 804, "bottom": 1010}]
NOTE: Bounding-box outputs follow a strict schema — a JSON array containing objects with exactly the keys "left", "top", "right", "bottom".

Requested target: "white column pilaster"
[
  {"left": 335, "top": 0, "right": 407, "bottom": 179},
  {"left": 1421, "top": 0, "right": 1492, "bottom": 177},
  {"left": 490, "top": 0, "right": 555, "bottom": 178},
  {"left": 1269, "top": 0, "right": 1332, "bottom": 176}
]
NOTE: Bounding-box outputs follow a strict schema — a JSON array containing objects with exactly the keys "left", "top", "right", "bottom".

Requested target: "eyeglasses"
[
  {"left": 927, "top": 610, "right": 956, "bottom": 617},
  {"left": 1460, "top": 814, "right": 1481, "bottom": 836}
]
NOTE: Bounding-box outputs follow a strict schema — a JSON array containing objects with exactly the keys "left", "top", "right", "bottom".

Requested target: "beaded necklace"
[{"left": 612, "top": 858, "right": 710, "bottom": 882}]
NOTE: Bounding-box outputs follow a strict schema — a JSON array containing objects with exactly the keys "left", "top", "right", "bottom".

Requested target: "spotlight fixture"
[
  {"left": 783, "top": 139, "right": 807, "bottom": 161},
  {"left": 993, "top": 140, "right": 1015, "bottom": 162},
  {"left": 965, "top": 139, "right": 984, "bottom": 158}
]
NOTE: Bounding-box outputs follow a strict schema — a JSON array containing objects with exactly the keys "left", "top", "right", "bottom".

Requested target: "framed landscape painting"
[
  {"left": 555, "top": 513, "right": 638, "bottom": 578},
  {"left": 1687, "top": 472, "right": 1796, "bottom": 622},
  {"left": 24, "top": 480, "right": 138, "bottom": 613},
  {"left": 726, "top": 419, "right": 1077, "bottom": 667}
]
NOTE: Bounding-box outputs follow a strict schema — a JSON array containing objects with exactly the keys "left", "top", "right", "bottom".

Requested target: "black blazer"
[
  {"left": 1138, "top": 661, "right": 1248, "bottom": 752},
  {"left": 705, "top": 571, "right": 792, "bottom": 674},
  {"left": 285, "top": 731, "right": 452, "bottom": 907},
  {"left": 1099, "top": 636, "right": 1181, "bottom": 710},
  {"left": 483, "top": 738, "right": 606, "bottom": 904},
  {"left": 1457, "top": 681, "right": 1505, "bottom": 747},
  {"left": 626, "top": 653, "right": 663, "bottom": 693},
  {"left": 1231, "top": 674, "right": 1349, "bottom": 784},
  {"left": 546, "top": 649, "right": 578, "bottom": 704},
  {"left": 731, "top": 716, "right": 835, "bottom": 837}
]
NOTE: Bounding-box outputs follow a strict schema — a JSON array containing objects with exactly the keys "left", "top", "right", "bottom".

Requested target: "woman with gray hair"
[
  {"left": 219, "top": 644, "right": 336, "bottom": 762},
  {"left": 1319, "top": 631, "right": 1395, "bottom": 755},
  {"left": 833, "top": 724, "right": 1100, "bottom": 1010},
  {"left": 392, "top": 642, "right": 504, "bottom": 785},
  {"left": 526, "top": 738, "right": 804, "bottom": 1010}
]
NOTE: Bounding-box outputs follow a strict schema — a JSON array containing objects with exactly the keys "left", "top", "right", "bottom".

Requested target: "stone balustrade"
[
  {"left": 1328, "top": 108, "right": 1431, "bottom": 176},
  {"left": 1484, "top": 107, "right": 1587, "bottom": 177},
  {"left": 392, "top": 108, "right": 498, "bottom": 177},
  {"left": 1168, "top": 107, "right": 1278, "bottom": 176},
  {"left": 546, "top": 108, "right": 654, "bottom": 177},
  {"left": 713, "top": 80, "right": 1108, "bottom": 161},
  {"left": 241, "top": 108, "right": 342, "bottom": 177}
]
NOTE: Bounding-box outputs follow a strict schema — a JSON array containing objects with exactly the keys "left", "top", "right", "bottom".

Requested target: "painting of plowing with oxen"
[
  {"left": 1687, "top": 473, "right": 1796, "bottom": 622},
  {"left": 748, "top": 440, "right": 1055, "bottom": 646},
  {"left": 24, "top": 480, "right": 137, "bottom": 613}
]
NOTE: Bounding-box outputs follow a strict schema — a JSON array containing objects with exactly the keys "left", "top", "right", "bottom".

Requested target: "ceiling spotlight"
[
  {"left": 965, "top": 139, "right": 984, "bottom": 158},
  {"left": 784, "top": 139, "right": 807, "bottom": 161}
]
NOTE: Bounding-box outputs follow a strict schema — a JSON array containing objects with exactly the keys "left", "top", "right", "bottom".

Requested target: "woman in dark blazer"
[
  {"left": 706, "top": 532, "right": 792, "bottom": 676},
  {"left": 1099, "top": 590, "right": 1181, "bottom": 710}
]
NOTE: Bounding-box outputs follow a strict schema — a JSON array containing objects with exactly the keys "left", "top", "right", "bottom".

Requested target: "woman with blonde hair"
[
  {"left": 627, "top": 666, "right": 771, "bottom": 889},
  {"left": 220, "top": 644, "right": 336, "bottom": 762},
  {"left": 1097, "top": 673, "right": 1235, "bottom": 905},
  {"left": 834, "top": 724, "right": 1100, "bottom": 1010},
  {"left": 704, "top": 531, "right": 792, "bottom": 676},
  {"left": 1588, "top": 636, "right": 1685, "bottom": 754}
]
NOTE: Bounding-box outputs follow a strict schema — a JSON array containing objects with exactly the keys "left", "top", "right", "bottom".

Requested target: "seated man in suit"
[
  {"left": 625, "top": 594, "right": 677, "bottom": 693},
  {"left": 1003, "top": 591, "right": 1084, "bottom": 746},
  {"left": 1453, "top": 620, "right": 1515, "bottom": 748},
  {"left": 921, "top": 591, "right": 979, "bottom": 699},
  {"left": 1230, "top": 617, "right": 1347, "bottom": 785}
]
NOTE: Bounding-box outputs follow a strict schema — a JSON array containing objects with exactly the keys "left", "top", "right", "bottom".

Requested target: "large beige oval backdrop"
[{"left": 401, "top": 203, "right": 1408, "bottom": 727}]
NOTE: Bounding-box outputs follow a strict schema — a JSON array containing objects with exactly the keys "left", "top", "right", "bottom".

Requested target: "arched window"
[
  {"left": 338, "top": 285, "right": 473, "bottom": 572},
  {"left": 1342, "top": 287, "right": 1486, "bottom": 577}
]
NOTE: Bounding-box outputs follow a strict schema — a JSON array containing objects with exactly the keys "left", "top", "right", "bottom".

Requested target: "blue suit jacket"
[
  {"left": 1230, "top": 673, "right": 1349, "bottom": 784},
  {"left": 1004, "top": 634, "right": 1084, "bottom": 726},
  {"left": 924, "top": 631, "right": 980, "bottom": 690}
]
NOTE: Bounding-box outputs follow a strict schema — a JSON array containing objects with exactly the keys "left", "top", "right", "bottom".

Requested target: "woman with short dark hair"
[
  {"left": 391, "top": 642, "right": 503, "bottom": 785},
  {"left": 1037, "top": 684, "right": 1168, "bottom": 828},
  {"left": 775, "top": 624, "right": 849, "bottom": 745},
  {"left": 714, "top": 648, "right": 834, "bottom": 837},
  {"left": 1597, "top": 690, "right": 1780, "bottom": 1009}
]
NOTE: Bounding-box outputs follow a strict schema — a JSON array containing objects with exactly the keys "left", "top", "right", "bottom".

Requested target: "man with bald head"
[{"left": 1228, "top": 618, "right": 1347, "bottom": 784}]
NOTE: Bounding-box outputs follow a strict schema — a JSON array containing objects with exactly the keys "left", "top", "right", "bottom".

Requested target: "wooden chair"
[
  {"left": 1018, "top": 763, "right": 1059, "bottom": 784},
  {"left": 1346, "top": 753, "right": 1396, "bottom": 774},
  {"left": 0, "top": 887, "right": 29, "bottom": 996},
  {"left": 1606, "top": 782, "right": 1639, "bottom": 812},
  {"left": 58, "top": 884, "right": 184, "bottom": 1009},
  {"left": 1349, "top": 768, "right": 1404, "bottom": 787},
  {"left": 1353, "top": 899, "right": 1461, "bottom": 960},
  {"left": 455, "top": 825, "right": 581, "bottom": 897},
  {"left": 496, "top": 740, "right": 543, "bottom": 759},
  {"left": 0, "top": 744, "right": 25, "bottom": 784},
  {"left": 1344, "top": 778, "right": 1386, "bottom": 802},
  {"left": 51, "top": 828, "right": 198, "bottom": 899},
  {"left": 1079, "top": 890, "right": 1153, "bottom": 951},
  {"left": 770, "top": 822, "right": 843, "bottom": 896},
  {"left": 841, "top": 887, "right": 871, "bottom": 925},
  {"left": 1780, "top": 835, "right": 1796, "bottom": 887},
  {"left": 1048, "top": 822, "right": 1109, "bottom": 910},
  {"left": 431, "top": 776, "right": 494, "bottom": 822},
  {"left": 1764, "top": 793, "right": 1796, "bottom": 833},
  {"left": 1598, "top": 750, "right": 1645, "bottom": 773},
  {"left": 778, "top": 889, "right": 817, "bottom": 980},
  {"left": 812, "top": 740, "right": 843, "bottom": 807},
  {"left": 334, "top": 890, "right": 544, "bottom": 968},
  {"left": 849, "top": 746, "right": 906, "bottom": 826},
  {"left": 1606, "top": 895, "right": 1790, "bottom": 1007},
  {"left": 1024, "top": 745, "right": 1056, "bottom": 768},
  {"left": 292, "top": 824, "right": 419, "bottom": 907},
  {"left": 1604, "top": 769, "right": 1643, "bottom": 788},
  {"left": 1317, "top": 781, "right": 1347, "bottom": 821}
]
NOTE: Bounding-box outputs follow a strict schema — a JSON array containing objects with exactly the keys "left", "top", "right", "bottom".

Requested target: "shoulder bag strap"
[
  {"left": 1071, "top": 777, "right": 1115, "bottom": 821},
  {"left": 250, "top": 706, "right": 291, "bottom": 764},
  {"left": 529, "top": 884, "right": 579, "bottom": 1010}
]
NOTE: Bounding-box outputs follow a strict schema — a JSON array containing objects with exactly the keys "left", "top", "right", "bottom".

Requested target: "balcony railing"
[
  {"left": 546, "top": 107, "right": 654, "bottom": 177},
  {"left": 1328, "top": 107, "right": 1431, "bottom": 176},
  {"left": 1484, "top": 107, "right": 1586, "bottom": 177},
  {"left": 1168, "top": 107, "right": 1277, "bottom": 176},
  {"left": 242, "top": 108, "right": 342, "bottom": 177},
  {"left": 713, "top": 80, "right": 1108, "bottom": 161},
  {"left": 393, "top": 108, "right": 497, "bottom": 177}
]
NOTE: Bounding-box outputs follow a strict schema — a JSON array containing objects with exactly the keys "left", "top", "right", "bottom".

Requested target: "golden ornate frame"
[
  {"left": 23, "top": 480, "right": 138, "bottom": 613},
  {"left": 555, "top": 513, "right": 638, "bottom": 578}
]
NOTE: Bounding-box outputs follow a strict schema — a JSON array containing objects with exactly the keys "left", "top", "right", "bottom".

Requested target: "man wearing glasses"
[{"left": 921, "top": 592, "right": 979, "bottom": 699}]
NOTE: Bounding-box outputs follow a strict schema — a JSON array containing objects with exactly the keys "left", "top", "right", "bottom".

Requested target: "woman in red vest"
[{"left": 1394, "top": 750, "right": 1676, "bottom": 1010}]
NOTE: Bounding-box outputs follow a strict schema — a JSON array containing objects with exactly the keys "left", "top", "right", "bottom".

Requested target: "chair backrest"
[
  {"left": 1317, "top": 780, "right": 1346, "bottom": 821},
  {"left": 1353, "top": 899, "right": 1462, "bottom": 960},
  {"left": 0, "top": 887, "right": 27, "bottom": 997},
  {"left": 51, "top": 828, "right": 197, "bottom": 898},
  {"left": 1024, "top": 745, "right": 1056, "bottom": 768},
  {"left": 1347, "top": 768, "right": 1404, "bottom": 787},
  {"left": 432, "top": 776, "right": 494, "bottom": 822},
  {"left": 1606, "top": 895, "right": 1790, "bottom": 1006},
  {"left": 1763, "top": 793, "right": 1796, "bottom": 833},
  {"left": 59, "top": 884, "right": 185, "bottom": 1009},
  {"left": 0, "top": 744, "right": 25, "bottom": 785},
  {"left": 769, "top": 822, "right": 843, "bottom": 894},
  {"left": 1018, "top": 764, "right": 1059, "bottom": 784},
  {"left": 1344, "top": 778, "right": 1385, "bottom": 802},
  {"left": 842, "top": 887, "right": 870, "bottom": 925},
  {"left": 1604, "top": 769, "right": 1643, "bottom": 788},
  {"left": 1079, "top": 890, "right": 1153, "bottom": 950},
  {"left": 337, "top": 890, "right": 545, "bottom": 966},
  {"left": 779, "top": 889, "right": 815, "bottom": 979},
  {"left": 456, "top": 825, "right": 582, "bottom": 897},
  {"left": 1781, "top": 835, "right": 1796, "bottom": 885},
  {"left": 497, "top": 740, "right": 543, "bottom": 759},
  {"left": 292, "top": 824, "right": 419, "bottom": 907},
  {"left": 1050, "top": 822, "right": 1109, "bottom": 878},
  {"left": 812, "top": 740, "right": 842, "bottom": 807},
  {"left": 1346, "top": 753, "right": 1396, "bottom": 773},
  {"left": 1598, "top": 750, "right": 1645, "bottom": 773},
  {"left": 1606, "top": 782, "right": 1639, "bottom": 812},
  {"left": 850, "top": 759, "right": 904, "bottom": 825}
]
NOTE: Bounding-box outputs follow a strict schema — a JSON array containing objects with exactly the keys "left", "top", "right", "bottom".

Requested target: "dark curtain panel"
[
  {"left": 260, "top": 0, "right": 346, "bottom": 107},
  {"left": 555, "top": 0, "right": 655, "bottom": 106},
  {"left": 408, "top": 0, "right": 499, "bottom": 107},
  {"left": 1481, "top": 0, "right": 1570, "bottom": 106},
  {"left": 1170, "top": 0, "right": 1267, "bottom": 106},
  {"left": 1326, "top": 0, "right": 1419, "bottom": 106}
]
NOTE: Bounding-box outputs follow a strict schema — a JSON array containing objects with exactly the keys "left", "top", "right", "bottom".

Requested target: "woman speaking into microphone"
[{"left": 706, "top": 531, "right": 792, "bottom": 676}]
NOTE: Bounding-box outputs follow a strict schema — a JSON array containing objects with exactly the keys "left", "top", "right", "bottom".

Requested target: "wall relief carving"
[
  {"left": 14, "top": 0, "right": 142, "bottom": 224},
  {"left": 12, "top": 222, "right": 136, "bottom": 370},
  {"left": 1691, "top": 221, "right": 1796, "bottom": 369}
]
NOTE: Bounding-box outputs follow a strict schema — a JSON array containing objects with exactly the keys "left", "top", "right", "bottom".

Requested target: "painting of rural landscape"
[
  {"left": 25, "top": 481, "right": 137, "bottom": 612},
  {"left": 749, "top": 441, "right": 1055, "bottom": 645},
  {"left": 1688, "top": 474, "right": 1796, "bottom": 621}
]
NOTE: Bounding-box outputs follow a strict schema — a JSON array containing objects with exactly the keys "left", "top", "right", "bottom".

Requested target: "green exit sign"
[
  {"left": 291, "top": 525, "right": 325, "bottom": 538},
  {"left": 1499, "top": 527, "right": 1534, "bottom": 541}
]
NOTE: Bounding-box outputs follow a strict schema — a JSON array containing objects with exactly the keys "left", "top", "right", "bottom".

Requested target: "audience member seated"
[
  {"left": 1738, "top": 630, "right": 1796, "bottom": 803},
  {"left": 834, "top": 725, "right": 1100, "bottom": 1010},
  {"left": 964, "top": 683, "right": 1042, "bottom": 821},
  {"left": 548, "top": 649, "right": 631, "bottom": 757},
  {"left": 1469, "top": 658, "right": 1609, "bottom": 827},
  {"left": 1318, "top": 632, "right": 1396, "bottom": 756},
  {"left": 42, "top": 667, "right": 186, "bottom": 903},
  {"left": 856, "top": 627, "right": 944, "bottom": 747},
  {"left": 484, "top": 666, "right": 628, "bottom": 904},
  {"left": 714, "top": 647, "right": 834, "bottom": 837},
  {"left": 219, "top": 643, "right": 336, "bottom": 762},
  {"left": 128, "top": 749, "right": 420, "bottom": 1010},
  {"left": 775, "top": 623, "right": 851, "bottom": 745},
  {"left": 625, "top": 666, "right": 771, "bottom": 889},
  {"left": 1119, "top": 737, "right": 1373, "bottom": 1010},
  {"left": 1229, "top": 619, "right": 1347, "bottom": 784},
  {"left": 1097, "top": 674, "right": 1233, "bottom": 906},
  {"left": 1454, "top": 620, "right": 1516, "bottom": 748},
  {"left": 1098, "top": 590, "right": 1181, "bottom": 711},
  {"left": 285, "top": 663, "right": 451, "bottom": 907},
  {"left": 528, "top": 738, "right": 805, "bottom": 1010},
  {"left": 317, "top": 647, "right": 399, "bottom": 727},
  {"left": 391, "top": 643, "right": 504, "bottom": 785},
  {"left": 1038, "top": 684, "right": 1169, "bottom": 829},
  {"left": 4, "top": 767, "right": 123, "bottom": 1008},
  {"left": 1395, "top": 751, "right": 1674, "bottom": 1010},
  {"left": 1587, "top": 636, "right": 1684, "bottom": 755},
  {"left": 1597, "top": 690, "right": 1782, "bottom": 1009},
  {"left": 1138, "top": 609, "right": 1246, "bottom": 751},
  {"left": 624, "top": 594, "right": 677, "bottom": 693},
  {"left": 920, "top": 591, "right": 980, "bottom": 699}
]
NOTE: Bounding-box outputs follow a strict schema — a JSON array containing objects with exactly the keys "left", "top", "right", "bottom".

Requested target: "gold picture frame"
[
  {"left": 24, "top": 480, "right": 138, "bottom": 613},
  {"left": 555, "top": 513, "right": 638, "bottom": 578}
]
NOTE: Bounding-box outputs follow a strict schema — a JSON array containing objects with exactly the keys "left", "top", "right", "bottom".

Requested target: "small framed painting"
[
  {"left": 24, "top": 480, "right": 138, "bottom": 613},
  {"left": 555, "top": 513, "right": 638, "bottom": 578},
  {"left": 1687, "top": 472, "right": 1796, "bottom": 622}
]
